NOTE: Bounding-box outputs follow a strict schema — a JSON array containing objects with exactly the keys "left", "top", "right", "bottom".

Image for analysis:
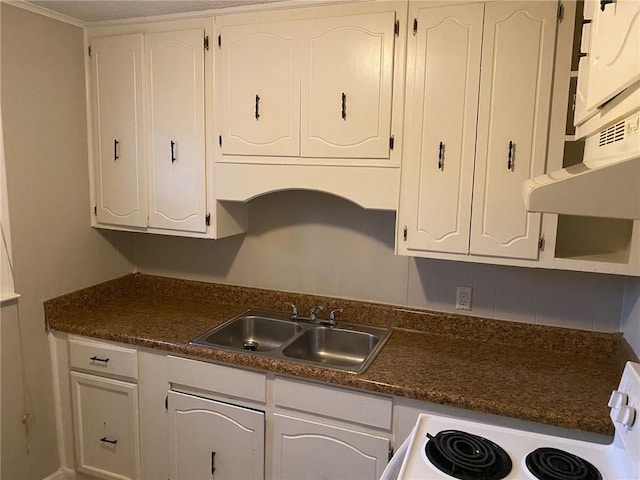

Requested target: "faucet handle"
[
  {"left": 285, "top": 302, "right": 298, "bottom": 319},
  {"left": 310, "top": 304, "right": 325, "bottom": 320},
  {"left": 329, "top": 309, "right": 343, "bottom": 323}
]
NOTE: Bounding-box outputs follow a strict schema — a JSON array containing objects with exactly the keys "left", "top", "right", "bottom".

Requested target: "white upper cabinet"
[
  {"left": 90, "top": 34, "right": 147, "bottom": 228},
  {"left": 300, "top": 12, "right": 396, "bottom": 159},
  {"left": 145, "top": 29, "right": 207, "bottom": 233},
  {"left": 585, "top": 0, "right": 640, "bottom": 111},
  {"left": 220, "top": 21, "right": 300, "bottom": 157},
  {"left": 470, "top": 1, "right": 557, "bottom": 259},
  {"left": 402, "top": 3, "right": 483, "bottom": 254}
]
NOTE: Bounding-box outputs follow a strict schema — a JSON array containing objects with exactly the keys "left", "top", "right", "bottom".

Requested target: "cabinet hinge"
[
  {"left": 88, "top": 45, "right": 92, "bottom": 57},
  {"left": 217, "top": 34, "right": 221, "bottom": 48},
  {"left": 206, "top": 213, "right": 211, "bottom": 227},
  {"left": 94, "top": 205, "right": 97, "bottom": 216},
  {"left": 538, "top": 235, "right": 545, "bottom": 251},
  {"left": 389, "top": 135, "right": 395, "bottom": 150},
  {"left": 218, "top": 135, "right": 222, "bottom": 147},
  {"left": 165, "top": 395, "right": 168, "bottom": 411},
  {"left": 403, "top": 226, "right": 408, "bottom": 241},
  {"left": 389, "top": 447, "right": 394, "bottom": 461},
  {"left": 394, "top": 20, "right": 400, "bottom": 36},
  {"left": 204, "top": 36, "right": 209, "bottom": 51},
  {"left": 557, "top": 3, "right": 564, "bottom": 21},
  {"left": 413, "top": 18, "right": 418, "bottom": 35}
]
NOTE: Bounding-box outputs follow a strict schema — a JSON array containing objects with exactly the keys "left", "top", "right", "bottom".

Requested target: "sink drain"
[{"left": 243, "top": 341, "right": 259, "bottom": 351}]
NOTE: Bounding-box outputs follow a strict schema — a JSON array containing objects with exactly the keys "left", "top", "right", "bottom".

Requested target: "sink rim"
[{"left": 188, "top": 308, "right": 392, "bottom": 374}]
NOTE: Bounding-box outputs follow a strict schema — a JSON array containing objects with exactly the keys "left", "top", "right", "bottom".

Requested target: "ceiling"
[{"left": 25, "top": 0, "right": 279, "bottom": 23}]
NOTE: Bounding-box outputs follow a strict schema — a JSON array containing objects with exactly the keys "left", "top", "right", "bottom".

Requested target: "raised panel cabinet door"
[
  {"left": 586, "top": 0, "right": 640, "bottom": 110},
  {"left": 70, "top": 372, "right": 140, "bottom": 480},
  {"left": 220, "top": 21, "right": 300, "bottom": 156},
  {"left": 145, "top": 29, "right": 206, "bottom": 233},
  {"left": 403, "top": 3, "right": 484, "bottom": 254},
  {"left": 470, "top": 1, "right": 557, "bottom": 259},
  {"left": 272, "top": 413, "right": 389, "bottom": 480},
  {"left": 91, "top": 34, "right": 147, "bottom": 228},
  {"left": 168, "top": 391, "right": 265, "bottom": 480},
  {"left": 300, "top": 11, "right": 396, "bottom": 159}
]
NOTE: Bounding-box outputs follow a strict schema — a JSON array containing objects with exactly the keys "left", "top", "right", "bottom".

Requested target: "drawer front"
[
  {"left": 69, "top": 337, "right": 138, "bottom": 381},
  {"left": 167, "top": 355, "right": 266, "bottom": 403},
  {"left": 274, "top": 377, "right": 392, "bottom": 430}
]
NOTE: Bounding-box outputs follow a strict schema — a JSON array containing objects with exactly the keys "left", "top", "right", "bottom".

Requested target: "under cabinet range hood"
[{"left": 523, "top": 112, "right": 640, "bottom": 219}]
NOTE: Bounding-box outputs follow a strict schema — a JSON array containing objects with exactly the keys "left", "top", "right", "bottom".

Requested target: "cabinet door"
[
  {"left": 586, "top": 0, "right": 640, "bottom": 110},
  {"left": 90, "top": 34, "right": 147, "bottom": 228},
  {"left": 272, "top": 413, "right": 389, "bottom": 480},
  {"left": 402, "top": 3, "right": 484, "bottom": 254},
  {"left": 220, "top": 21, "right": 300, "bottom": 156},
  {"left": 168, "top": 391, "right": 264, "bottom": 480},
  {"left": 145, "top": 29, "right": 207, "bottom": 233},
  {"left": 70, "top": 372, "right": 140, "bottom": 480},
  {"left": 470, "top": 1, "right": 557, "bottom": 259},
  {"left": 300, "top": 12, "right": 396, "bottom": 159}
]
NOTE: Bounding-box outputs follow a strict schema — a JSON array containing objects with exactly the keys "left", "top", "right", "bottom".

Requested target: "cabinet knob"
[{"left": 341, "top": 92, "right": 347, "bottom": 120}]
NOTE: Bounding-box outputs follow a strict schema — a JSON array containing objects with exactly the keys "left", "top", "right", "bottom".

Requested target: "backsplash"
[{"left": 135, "top": 190, "right": 625, "bottom": 335}]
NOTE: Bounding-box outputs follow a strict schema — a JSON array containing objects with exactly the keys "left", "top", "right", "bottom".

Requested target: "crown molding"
[{"left": 2, "top": 1, "right": 86, "bottom": 28}]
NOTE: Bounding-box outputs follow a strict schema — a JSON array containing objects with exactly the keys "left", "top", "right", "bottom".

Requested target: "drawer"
[
  {"left": 69, "top": 337, "right": 138, "bottom": 381},
  {"left": 274, "top": 377, "right": 392, "bottom": 430},
  {"left": 167, "top": 356, "right": 266, "bottom": 403}
]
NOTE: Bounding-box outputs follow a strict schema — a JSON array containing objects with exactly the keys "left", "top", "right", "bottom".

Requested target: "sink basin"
[
  {"left": 190, "top": 312, "right": 301, "bottom": 352},
  {"left": 189, "top": 309, "right": 392, "bottom": 374},
  {"left": 282, "top": 327, "right": 380, "bottom": 370}
]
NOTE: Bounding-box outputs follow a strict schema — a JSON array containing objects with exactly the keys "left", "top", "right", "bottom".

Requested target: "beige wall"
[
  {"left": 1, "top": 5, "right": 135, "bottom": 479},
  {"left": 136, "top": 190, "right": 625, "bottom": 334}
]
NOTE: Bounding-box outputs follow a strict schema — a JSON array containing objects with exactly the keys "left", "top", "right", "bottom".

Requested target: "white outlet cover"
[{"left": 456, "top": 286, "right": 472, "bottom": 310}]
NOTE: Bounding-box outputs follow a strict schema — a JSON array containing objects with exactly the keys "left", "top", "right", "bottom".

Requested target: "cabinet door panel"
[
  {"left": 587, "top": 0, "right": 640, "bottom": 110},
  {"left": 168, "top": 391, "right": 264, "bottom": 480},
  {"left": 146, "top": 29, "right": 206, "bottom": 232},
  {"left": 221, "top": 22, "right": 300, "bottom": 156},
  {"left": 272, "top": 413, "right": 389, "bottom": 480},
  {"left": 301, "top": 12, "right": 395, "bottom": 159},
  {"left": 71, "top": 372, "right": 140, "bottom": 480},
  {"left": 91, "top": 34, "right": 147, "bottom": 228},
  {"left": 471, "top": 1, "right": 556, "bottom": 259},
  {"left": 404, "top": 3, "right": 484, "bottom": 254}
]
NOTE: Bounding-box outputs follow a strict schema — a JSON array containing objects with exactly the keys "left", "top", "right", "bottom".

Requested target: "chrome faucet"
[
  {"left": 309, "top": 305, "right": 325, "bottom": 322},
  {"left": 285, "top": 302, "right": 298, "bottom": 320},
  {"left": 328, "top": 308, "right": 343, "bottom": 327}
]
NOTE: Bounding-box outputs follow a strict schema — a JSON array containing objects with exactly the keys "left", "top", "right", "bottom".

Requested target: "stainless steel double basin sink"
[{"left": 189, "top": 309, "right": 392, "bottom": 374}]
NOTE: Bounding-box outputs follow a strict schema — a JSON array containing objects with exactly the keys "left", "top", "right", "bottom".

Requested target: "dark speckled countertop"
[{"left": 44, "top": 274, "right": 638, "bottom": 436}]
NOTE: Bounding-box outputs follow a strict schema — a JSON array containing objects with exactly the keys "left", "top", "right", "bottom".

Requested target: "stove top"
[{"left": 396, "top": 362, "right": 640, "bottom": 480}]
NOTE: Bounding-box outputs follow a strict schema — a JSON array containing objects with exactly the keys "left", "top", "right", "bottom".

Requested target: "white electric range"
[{"left": 386, "top": 361, "right": 640, "bottom": 480}]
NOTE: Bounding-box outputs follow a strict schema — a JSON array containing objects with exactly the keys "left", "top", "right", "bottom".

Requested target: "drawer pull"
[
  {"left": 170, "top": 140, "right": 176, "bottom": 164},
  {"left": 438, "top": 141, "right": 445, "bottom": 170},
  {"left": 100, "top": 437, "right": 118, "bottom": 445},
  {"left": 89, "top": 356, "right": 110, "bottom": 363},
  {"left": 341, "top": 92, "right": 347, "bottom": 120},
  {"left": 255, "top": 94, "right": 260, "bottom": 120},
  {"left": 507, "top": 140, "right": 515, "bottom": 171},
  {"left": 211, "top": 451, "right": 216, "bottom": 474},
  {"left": 113, "top": 139, "right": 119, "bottom": 161}
]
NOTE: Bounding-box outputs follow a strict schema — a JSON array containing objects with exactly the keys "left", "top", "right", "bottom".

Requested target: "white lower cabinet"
[
  {"left": 167, "top": 391, "right": 264, "bottom": 480},
  {"left": 70, "top": 372, "right": 141, "bottom": 480},
  {"left": 272, "top": 413, "right": 390, "bottom": 480}
]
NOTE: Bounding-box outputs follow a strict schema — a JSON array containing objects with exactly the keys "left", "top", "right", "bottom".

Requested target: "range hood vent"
[{"left": 524, "top": 113, "right": 640, "bottom": 220}]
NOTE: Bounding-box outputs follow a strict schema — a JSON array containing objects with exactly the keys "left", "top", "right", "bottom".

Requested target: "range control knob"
[
  {"left": 608, "top": 390, "right": 628, "bottom": 408},
  {"left": 611, "top": 405, "right": 637, "bottom": 428}
]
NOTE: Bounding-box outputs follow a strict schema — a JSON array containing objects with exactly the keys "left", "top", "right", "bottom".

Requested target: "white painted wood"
[
  {"left": 69, "top": 337, "right": 138, "bottom": 381},
  {"left": 145, "top": 28, "right": 207, "bottom": 233},
  {"left": 220, "top": 20, "right": 301, "bottom": 156},
  {"left": 167, "top": 355, "right": 267, "bottom": 403},
  {"left": 300, "top": 11, "right": 395, "bottom": 159},
  {"left": 274, "top": 377, "right": 392, "bottom": 430},
  {"left": 402, "top": 3, "right": 483, "bottom": 254},
  {"left": 90, "top": 34, "right": 147, "bottom": 228},
  {"left": 272, "top": 413, "right": 389, "bottom": 480},
  {"left": 586, "top": 0, "right": 640, "bottom": 111},
  {"left": 70, "top": 372, "right": 141, "bottom": 480},
  {"left": 168, "top": 391, "right": 265, "bottom": 480},
  {"left": 470, "top": 1, "right": 556, "bottom": 259}
]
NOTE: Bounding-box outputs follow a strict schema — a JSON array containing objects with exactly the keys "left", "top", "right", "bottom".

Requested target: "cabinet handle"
[
  {"left": 507, "top": 141, "right": 514, "bottom": 171},
  {"left": 100, "top": 437, "right": 117, "bottom": 445},
  {"left": 255, "top": 94, "right": 260, "bottom": 120},
  {"left": 341, "top": 92, "right": 346, "bottom": 120},
  {"left": 113, "top": 139, "right": 119, "bottom": 161},
  {"left": 438, "top": 142, "right": 445, "bottom": 170},
  {"left": 600, "top": 0, "right": 615, "bottom": 10},
  {"left": 211, "top": 451, "right": 216, "bottom": 474},
  {"left": 170, "top": 140, "right": 176, "bottom": 164},
  {"left": 89, "top": 356, "right": 109, "bottom": 363}
]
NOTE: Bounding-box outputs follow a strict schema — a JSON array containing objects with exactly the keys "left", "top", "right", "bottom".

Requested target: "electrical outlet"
[{"left": 456, "top": 286, "right": 472, "bottom": 311}]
